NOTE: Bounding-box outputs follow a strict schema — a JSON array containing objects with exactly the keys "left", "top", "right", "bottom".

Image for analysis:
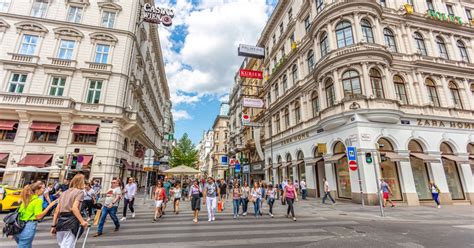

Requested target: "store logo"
[
  {"left": 425, "top": 10, "right": 462, "bottom": 25},
  {"left": 282, "top": 132, "right": 310, "bottom": 145},
  {"left": 416, "top": 119, "right": 474, "bottom": 129},
  {"left": 143, "top": 3, "right": 174, "bottom": 26}
]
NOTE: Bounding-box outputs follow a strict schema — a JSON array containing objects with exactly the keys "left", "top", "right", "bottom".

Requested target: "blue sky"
[{"left": 156, "top": 0, "right": 277, "bottom": 144}]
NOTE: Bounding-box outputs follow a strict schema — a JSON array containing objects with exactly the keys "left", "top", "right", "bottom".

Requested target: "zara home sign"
[{"left": 143, "top": 3, "right": 174, "bottom": 26}]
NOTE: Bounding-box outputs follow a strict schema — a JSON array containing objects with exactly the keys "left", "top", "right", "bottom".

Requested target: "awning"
[
  {"left": 81, "top": 155, "right": 93, "bottom": 168},
  {"left": 325, "top": 153, "right": 346, "bottom": 162},
  {"left": 71, "top": 124, "right": 99, "bottom": 134},
  {"left": 383, "top": 152, "right": 408, "bottom": 162},
  {"left": 0, "top": 153, "right": 9, "bottom": 162},
  {"left": 292, "top": 160, "right": 304, "bottom": 167},
  {"left": 273, "top": 163, "right": 281, "bottom": 169},
  {"left": 30, "top": 122, "right": 60, "bottom": 132},
  {"left": 410, "top": 153, "right": 439, "bottom": 163},
  {"left": 470, "top": 155, "right": 474, "bottom": 165},
  {"left": 264, "top": 164, "right": 272, "bottom": 170},
  {"left": 306, "top": 157, "right": 323, "bottom": 165},
  {"left": 121, "top": 160, "right": 133, "bottom": 170},
  {"left": 281, "top": 162, "right": 292, "bottom": 168},
  {"left": 441, "top": 154, "right": 470, "bottom": 163},
  {"left": 0, "top": 120, "right": 18, "bottom": 130},
  {"left": 17, "top": 154, "right": 53, "bottom": 167}
]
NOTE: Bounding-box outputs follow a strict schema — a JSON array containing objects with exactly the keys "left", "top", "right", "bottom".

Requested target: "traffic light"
[
  {"left": 365, "top": 152, "right": 373, "bottom": 164},
  {"left": 71, "top": 154, "right": 78, "bottom": 170}
]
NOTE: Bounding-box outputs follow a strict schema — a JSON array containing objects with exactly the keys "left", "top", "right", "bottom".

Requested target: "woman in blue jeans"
[
  {"left": 250, "top": 182, "right": 262, "bottom": 218},
  {"left": 231, "top": 183, "right": 241, "bottom": 219}
]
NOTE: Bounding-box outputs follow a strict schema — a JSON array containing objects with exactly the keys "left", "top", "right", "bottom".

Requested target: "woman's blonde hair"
[
  {"left": 20, "top": 181, "right": 44, "bottom": 208},
  {"left": 69, "top": 174, "right": 85, "bottom": 189}
]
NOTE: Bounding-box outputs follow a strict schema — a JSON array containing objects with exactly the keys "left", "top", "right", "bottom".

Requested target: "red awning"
[
  {"left": 30, "top": 122, "right": 60, "bottom": 132},
  {"left": 0, "top": 153, "right": 9, "bottom": 162},
  {"left": 82, "top": 155, "right": 93, "bottom": 166},
  {"left": 122, "top": 160, "right": 133, "bottom": 170},
  {"left": 71, "top": 124, "right": 99, "bottom": 134},
  {"left": 17, "top": 154, "right": 53, "bottom": 167},
  {"left": 0, "top": 120, "right": 18, "bottom": 130}
]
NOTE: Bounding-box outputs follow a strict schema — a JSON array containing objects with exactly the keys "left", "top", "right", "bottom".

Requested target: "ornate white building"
[
  {"left": 0, "top": 0, "right": 173, "bottom": 189},
  {"left": 251, "top": 0, "right": 474, "bottom": 205}
]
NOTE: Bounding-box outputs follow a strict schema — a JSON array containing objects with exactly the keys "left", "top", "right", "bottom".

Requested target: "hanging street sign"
[
  {"left": 142, "top": 3, "right": 175, "bottom": 26},
  {"left": 242, "top": 97, "right": 264, "bottom": 108},
  {"left": 239, "top": 69, "right": 263, "bottom": 79},
  {"left": 242, "top": 114, "right": 250, "bottom": 124},
  {"left": 238, "top": 44, "right": 265, "bottom": 59},
  {"left": 242, "top": 122, "right": 264, "bottom": 127}
]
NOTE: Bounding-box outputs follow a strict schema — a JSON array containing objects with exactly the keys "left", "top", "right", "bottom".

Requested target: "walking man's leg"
[{"left": 110, "top": 206, "right": 120, "bottom": 230}]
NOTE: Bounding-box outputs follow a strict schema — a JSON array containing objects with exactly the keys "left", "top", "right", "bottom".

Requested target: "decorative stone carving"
[
  {"left": 89, "top": 32, "right": 118, "bottom": 44},
  {"left": 15, "top": 22, "right": 48, "bottom": 35},
  {"left": 53, "top": 27, "right": 84, "bottom": 40}
]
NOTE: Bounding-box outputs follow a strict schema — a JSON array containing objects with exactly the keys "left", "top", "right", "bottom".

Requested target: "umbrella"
[
  {"left": 5, "top": 166, "right": 49, "bottom": 173},
  {"left": 163, "top": 165, "right": 200, "bottom": 188}
]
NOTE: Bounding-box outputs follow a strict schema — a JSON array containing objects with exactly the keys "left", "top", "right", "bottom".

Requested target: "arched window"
[
  {"left": 284, "top": 107, "right": 290, "bottom": 129},
  {"left": 316, "top": 0, "right": 324, "bottom": 13},
  {"left": 369, "top": 68, "right": 384, "bottom": 98},
  {"left": 440, "top": 142, "right": 465, "bottom": 200},
  {"left": 449, "top": 81, "right": 463, "bottom": 109},
  {"left": 414, "top": 32, "right": 427, "bottom": 56},
  {"left": 335, "top": 21, "right": 353, "bottom": 48},
  {"left": 342, "top": 70, "right": 362, "bottom": 97},
  {"left": 307, "top": 49, "right": 314, "bottom": 72},
  {"left": 360, "top": 19, "right": 374, "bottom": 43},
  {"left": 435, "top": 36, "right": 449, "bottom": 59},
  {"left": 274, "top": 113, "right": 281, "bottom": 133},
  {"left": 286, "top": 154, "right": 292, "bottom": 163},
  {"left": 457, "top": 40, "right": 470, "bottom": 63},
  {"left": 425, "top": 78, "right": 440, "bottom": 107},
  {"left": 393, "top": 75, "right": 408, "bottom": 104},
  {"left": 325, "top": 79, "right": 335, "bottom": 107},
  {"left": 320, "top": 32, "right": 329, "bottom": 57},
  {"left": 282, "top": 75, "right": 288, "bottom": 93},
  {"left": 471, "top": 83, "right": 474, "bottom": 95},
  {"left": 311, "top": 91, "right": 319, "bottom": 117},
  {"left": 294, "top": 101, "right": 301, "bottom": 124},
  {"left": 383, "top": 28, "right": 397, "bottom": 52},
  {"left": 291, "top": 64, "right": 298, "bottom": 84},
  {"left": 273, "top": 83, "right": 279, "bottom": 99}
]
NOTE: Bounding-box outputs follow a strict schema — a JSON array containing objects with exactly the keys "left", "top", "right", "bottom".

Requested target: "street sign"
[
  {"left": 242, "top": 97, "right": 264, "bottom": 108},
  {"left": 235, "top": 162, "right": 241, "bottom": 173},
  {"left": 238, "top": 44, "right": 265, "bottom": 59},
  {"left": 221, "top": 156, "right": 228, "bottom": 165},
  {"left": 347, "top": 146, "right": 357, "bottom": 161},
  {"left": 144, "top": 167, "right": 153, "bottom": 172},
  {"left": 239, "top": 69, "right": 263, "bottom": 79},
  {"left": 349, "top": 160, "right": 358, "bottom": 171},
  {"left": 153, "top": 161, "right": 161, "bottom": 166},
  {"left": 243, "top": 165, "right": 250, "bottom": 173},
  {"left": 242, "top": 121, "right": 264, "bottom": 127},
  {"left": 242, "top": 114, "right": 250, "bottom": 124}
]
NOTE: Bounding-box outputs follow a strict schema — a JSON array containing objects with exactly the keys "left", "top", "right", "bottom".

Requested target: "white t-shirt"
[
  {"left": 104, "top": 187, "right": 122, "bottom": 206},
  {"left": 83, "top": 189, "right": 95, "bottom": 201},
  {"left": 124, "top": 183, "right": 137, "bottom": 199},
  {"left": 300, "top": 181, "right": 307, "bottom": 190},
  {"left": 173, "top": 188, "right": 182, "bottom": 198},
  {"left": 324, "top": 181, "right": 330, "bottom": 192}
]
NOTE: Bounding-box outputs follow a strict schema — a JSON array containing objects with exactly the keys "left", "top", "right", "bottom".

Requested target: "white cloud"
[
  {"left": 219, "top": 94, "right": 229, "bottom": 103},
  {"left": 171, "top": 109, "right": 192, "bottom": 121}
]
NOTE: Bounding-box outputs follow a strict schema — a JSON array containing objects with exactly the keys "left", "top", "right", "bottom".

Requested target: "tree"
[{"left": 169, "top": 133, "right": 198, "bottom": 168}]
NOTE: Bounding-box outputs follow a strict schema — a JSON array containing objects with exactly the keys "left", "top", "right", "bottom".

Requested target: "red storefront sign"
[{"left": 239, "top": 69, "right": 263, "bottom": 79}]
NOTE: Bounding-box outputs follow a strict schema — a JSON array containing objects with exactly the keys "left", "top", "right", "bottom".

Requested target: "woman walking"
[
  {"left": 189, "top": 180, "right": 202, "bottom": 223},
  {"left": 266, "top": 184, "right": 276, "bottom": 217},
  {"left": 250, "top": 182, "right": 262, "bottom": 218},
  {"left": 153, "top": 181, "right": 165, "bottom": 222},
  {"left": 231, "top": 183, "right": 241, "bottom": 219},
  {"left": 240, "top": 182, "right": 250, "bottom": 216},
  {"left": 13, "top": 182, "right": 56, "bottom": 248},
  {"left": 429, "top": 181, "right": 441, "bottom": 208},
  {"left": 82, "top": 182, "right": 96, "bottom": 221},
  {"left": 283, "top": 180, "right": 298, "bottom": 221},
  {"left": 171, "top": 183, "right": 182, "bottom": 214}
]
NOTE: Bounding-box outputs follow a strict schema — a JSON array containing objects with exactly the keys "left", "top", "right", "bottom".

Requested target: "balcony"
[
  {"left": 8, "top": 53, "right": 39, "bottom": 64},
  {"left": 0, "top": 93, "right": 75, "bottom": 109},
  {"left": 47, "top": 57, "right": 77, "bottom": 68},
  {"left": 85, "top": 62, "right": 112, "bottom": 72}
]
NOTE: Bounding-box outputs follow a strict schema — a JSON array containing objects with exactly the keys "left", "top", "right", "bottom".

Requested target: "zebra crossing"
[{"left": 0, "top": 198, "right": 361, "bottom": 247}]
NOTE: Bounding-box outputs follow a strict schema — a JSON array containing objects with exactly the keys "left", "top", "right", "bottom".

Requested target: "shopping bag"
[
  {"left": 93, "top": 209, "right": 102, "bottom": 226},
  {"left": 217, "top": 201, "right": 223, "bottom": 212}
]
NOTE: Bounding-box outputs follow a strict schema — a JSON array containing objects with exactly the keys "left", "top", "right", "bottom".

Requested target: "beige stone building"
[
  {"left": 232, "top": 0, "right": 474, "bottom": 206},
  {"left": 209, "top": 103, "right": 230, "bottom": 179},
  {"left": 0, "top": 0, "right": 173, "bottom": 189}
]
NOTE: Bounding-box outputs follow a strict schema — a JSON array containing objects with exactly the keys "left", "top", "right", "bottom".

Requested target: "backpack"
[{"left": 2, "top": 210, "right": 25, "bottom": 237}]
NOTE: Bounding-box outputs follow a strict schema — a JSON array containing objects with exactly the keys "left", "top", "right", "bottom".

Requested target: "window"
[
  {"left": 335, "top": 21, "right": 353, "bottom": 48},
  {"left": 19, "top": 35, "right": 38, "bottom": 55},
  {"left": 426, "top": 0, "right": 434, "bottom": 11},
  {"left": 446, "top": 4, "right": 454, "bottom": 16},
  {"left": 311, "top": 91, "right": 320, "bottom": 117},
  {"left": 273, "top": 83, "right": 279, "bottom": 99},
  {"left": 294, "top": 101, "right": 301, "bottom": 124},
  {"left": 272, "top": 34, "right": 276, "bottom": 46},
  {"left": 457, "top": 40, "right": 470, "bottom": 63},
  {"left": 0, "top": 0, "right": 11, "bottom": 12},
  {"left": 466, "top": 9, "right": 472, "bottom": 22},
  {"left": 8, "top": 73, "right": 27, "bottom": 93},
  {"left": 267, "top": 92, "right": 272, "bottom": 104},
  {"left": 291, "top": 64, "right": 298, "bottom": 84},
  {"left": 425, "top": 78, "right": 440, "bottom": 107},
  {"left": 413, "top": 32, "right": 427, "bottom": 56},
  {"left": 57, "top": 40, "right": 75, "bottom": 60},
  {"left": 86, "top": 80, "right": 103, "bottom": 104},
  {"left": 30, "top": 0, "right": 48, "bottom": 18},
  {"left": 383, "top": 28, "right": 397, "bottom": 52},
  {"left": 325, "top": 79, "right": 335, "bottom": 107},
  {"left": 435, "top": 36, "right": 449, "bottom": 59},
  {"left": 288, "top": 8, "right": 293, "bottom": 21},
  {"left": 360, "top": 19, "right": 374, "bottom": 43},
  {"left": 122, "top": 138, "right": 129, "bottom": 151},
  {"left": 279, "top": 23, "right": 284, "bottom": 36},
  {"left": 290, "top": 32, "right": 295, "bottom": 43},
  {"left": 32, "top": 130, "right": 59, "bottom": 143},
  {"left": 284, "top": 108, "right": 290, "bottom": 128},
  {"left": 275, "top": 114, "right": 281, "bottom": 133},
  {"left": 49, "top": 77, "right": 66, "bottom": 96},
  {"left": 449, "top": 81, "right": 463, "bottom": 109},
  {"left": 320, "top": 32, "right": 329, "bottom": 57},
  {"left": 342, "top": 70, "right": 362, "bottom": 97},
  {"left": 379, "top": 0, "right": 386, "bottom": 8},
  {"left": 394, "top": 75, "right": 408, "bottom": 104},
  {"left": 94, "top": 44, "right": 110, "bottom": 64},
  {"left": 307, "top": 50, "right": 314, "bottom": 72},
  {"left": 316, "top": 0, "right": 324, "bottom": 13},
  {"left": 304, "top": 15, "right": 311, "bottom": 33},
  {"left": 282, "top": 75, "right": 288, "bottom": 93},
  {"left": 101, "top": 11, "right": 116, "bottom": 28},
  {"left": 0, "top": 122, "right": 17, "bottom": 141},
  {"left": 67, "top": 6, "right": 83, "bottom": 23},
  {"left": 73, "top": 133, "right": 97, "bottom": 144},
  {"left": 280, "top": 47, "right": 285, "bottom": 59},
  {"left": 370, "top": 68, "right": 384, "bottom": 98}
]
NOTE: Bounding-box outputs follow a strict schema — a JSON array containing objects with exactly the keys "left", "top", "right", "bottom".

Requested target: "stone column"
[
  {"left": 440, "top": 76, "right": 454, "bottom": 108},
  {"left": 353, "top": 13, "right": 361, "bottom": 43},
  {"left": 318, "top": 79, "right": 325, "bottom": 110},
  {"left": 383, "top": 66, "right": 396, "bottom": 99},
  {"left": 429, "top": 154, "right": 452, "bottom": 205},
  {"left": 292, "top": 165, "right": 298, "bottom": 182},
  {"left": 407, "top": 72, "right": 419, "bottom": 105},
  {"left": 373, "top": 17, "right": 383, "bottom": 44},
  {"left": 416, "top": 72, "right": 430, "bottom": 105},
  {"left": 305, "top": 163, "right": 317, "bottom": 197},
  {"left": 326, "top": 23, "right": 336, "bottom": 50},
  {"left": 401, "top": 25, "right": 413, "bottom": 54},
  {"left": 361, "top": 63, "right": 371, "bottom": 96},
  {"left": 332, "top": 69, "right": 342, "bottom": 101},
  {"left": 398, "top": 154, "right": 420, "bottom": 206},
  {"left": 448, "top": 34, "right": 458, "bottom": 60},
  {"left": 462, "top": 79, "right": 473, "bottom": 110},
  {"left": 273, "top": 168, "right": 279, "bottom": 185},
  {"left": 324, "top": 161, "right": 337, "bottom": 199},
  {"left": 300, "top": 94, "right": 307, "bottom": 122},
  {"left": 427, "top": 30, "right": 437, "bottom": 57},
  {"left": 459, "top": 162, "right": 474, "bottom": 204}
]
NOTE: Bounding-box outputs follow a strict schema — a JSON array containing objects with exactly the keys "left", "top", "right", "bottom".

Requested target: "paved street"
[{"left": 1, "top": 196, "right": 473, "bottom": 247}]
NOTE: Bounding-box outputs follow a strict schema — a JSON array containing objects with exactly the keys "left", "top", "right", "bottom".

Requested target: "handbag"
[{"left": 2, "top": 209, "right": 25, "bottom": 237}]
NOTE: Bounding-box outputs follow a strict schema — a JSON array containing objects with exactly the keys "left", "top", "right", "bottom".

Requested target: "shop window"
[
  {"left": 325, "top": 79, "right": 335, "bottom": 107},
  {"left": 297, "top": 151, "right": 305, "bottom": 181},
  {"left": 378, "top": 138, "right": 402, "bottom": 201},
  {"left": 393, "top": 75, "right": 408, "bottom": 104},
  {"left": 408, "top": 140, "right": 431, "bottom": 200},
  {"left": 413, "top": 32, "right": 427, "bottom": 56},
  {"left": 342, "top": 70, "right": 362, "bottom": 98},
  {"left": 448, "top": 81, "right": 463, "bottom": 109},
  {"left": 425, "top": 78, "right": 440, "bottom": 107},
  {"left": 335, "top": 21, "right": 353, "bottom": 48},
  {"left": 333, "top": 141, "right": 351, "bottom": 198},
  {"left": 369, "top": 68, "right": 384, "bottom": 98},
  {"left": 30, "top": 122, "right": 60, "bottom": 143},
  {"left": 384, "top": 28, "right": 397, "bottom": 52},
  {"left": 32, "top": 131, "right": 58, "bottom": 142},
  {"left": 457, "top": 40, "right": 470, "bottom": 63},
  {"left": 360, "top": 19, "right": 374, "bottom": 43},
  {"left": 440, "top": 142, "right": 465, "bottom": 200},
  {"left": 435, "top": 36, "right": 449, "bottom": 59},
  {"left": 73, "top": 133, "right": 97, "bottom": 144}
]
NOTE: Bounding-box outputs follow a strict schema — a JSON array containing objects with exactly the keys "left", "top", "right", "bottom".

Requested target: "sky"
[{"left": 155, "top": 0, "right": 278, "bottom": 144}]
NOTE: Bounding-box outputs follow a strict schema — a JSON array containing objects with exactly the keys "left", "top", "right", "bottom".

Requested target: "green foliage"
[{"left": 169, "top": 133, "right": 198, "bottom": 168}]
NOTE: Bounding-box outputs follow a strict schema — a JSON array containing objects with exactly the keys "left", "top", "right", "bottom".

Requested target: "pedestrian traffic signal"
[
  {"left": 365, "top": 153, "right": 373, "bottom": 163},
  {"left": 71, "top": 154, "right": 78, "bottom": 169}
]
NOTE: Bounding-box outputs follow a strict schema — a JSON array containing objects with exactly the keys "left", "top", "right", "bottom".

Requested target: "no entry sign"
[{"left": 349, "top": 160, "right": 358, "bottom": 171}]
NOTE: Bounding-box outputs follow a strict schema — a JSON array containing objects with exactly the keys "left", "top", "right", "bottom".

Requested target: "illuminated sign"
[
  {"left": 143, "top": 3, "right": 174, "bottom": 26},
  {"left": 425, "top": 10, "right": 462, "bottom": 25},
  {"left": 239, "top": 69, "right": 263, "bottom": 79}
]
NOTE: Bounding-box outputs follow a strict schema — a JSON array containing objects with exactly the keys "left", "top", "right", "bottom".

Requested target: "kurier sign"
[
  {"left": 242, "top": 97, "right": 264, "bottom": 108},
  {"left": 238, "top": 44, "right": 265, "bottom": 59},
  {"left": 239, "top": 69, "right": 263, "bottom": 79},
  {"left": 142, "top": 3, "right": 175, "bottom": 26}
]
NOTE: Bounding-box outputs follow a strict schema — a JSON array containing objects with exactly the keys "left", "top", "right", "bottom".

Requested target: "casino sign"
[{"left": 142, "top": 3, "right": 174, "bottom": 26}]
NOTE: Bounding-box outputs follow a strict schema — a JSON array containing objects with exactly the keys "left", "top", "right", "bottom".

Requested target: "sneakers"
[
  {"left": 212, "top": 216, "right": 215, "bottom": 221},
  {"left": 94, "top": 233, "right": 102, "bottom": 237},
  {"left": 233, "top": 215, "right": 236, "bottom": 219},
  {"left": 114, "top": 226, "right": 120, "bottom": 232},
  {"left": 391, "top": 205, "right": 396, "bottom": 208},
  {"left": 437, "top": 205, "right": 441, "bottom": 208},
  {"left": 120, "top": 217, "right": 126, "bottom": 222},
  {"left": 243, "top": 212, "right": 247, "bottom": 216},
  {"left": 193, "top": 218, "right": 197, "bottom": 223},
  {"left": 271, "top": 214, "right": 274, "bottom": 218},
  {"left": 293, "top": 217, "right": 297, "bottom": 221},
  {"left": 208, "top": 218, "right": 212, "bottom": 222},
  {"left": 132, "top": 212, "right": 136, "bottom": 218}
]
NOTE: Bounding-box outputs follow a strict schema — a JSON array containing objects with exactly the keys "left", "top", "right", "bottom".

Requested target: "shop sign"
[
  {"left": 416, "top": 119, "right": 474, "bottom": 130},
  {"left": 282, "top": 132, "right": 309, "bottom": 145},
  {"left": 221, "top": 156, "right": 228, "bottom": 165},
  {"left": 243, "top": 165, "right": 250, "bottom": 173},
  {"left": 242, "top": 97, "right": 264, "bottom": 108},
  {"left": 142, "top": 3, "right": 174, "bottom": 26},
  {"left": 317, "top": 143, "right": 327, "bottom": 155},
  {"left": 239, "top": 69, "right": 263, "bottom": 79},
  {"left": 253, "top": 164, "right": 262, "bottom": 170},
  {"left": 242, "top": 114, "right": 250, "bottom": 124},
  {"left": 242, "top": 122, "right": 264, "bottom": 127},
  {"left": 238, "top": 44, "right": 265, "bottom": 59},
  {"left": 425, "top": 10, "right": 463, "bottom": 25}
]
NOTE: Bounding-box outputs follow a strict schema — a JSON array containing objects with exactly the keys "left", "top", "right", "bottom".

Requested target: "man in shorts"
[
  {"left": 380, "top": 178, "right": 396, "bottom": 208},
  {"left": 162, "top": 178, "right": 172, "bottom": 214}
]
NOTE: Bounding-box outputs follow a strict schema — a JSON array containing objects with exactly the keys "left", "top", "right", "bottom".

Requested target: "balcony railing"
[
  {"left": 86, "top": 62, "right": 112, "bottom": 71},
  {"left": 8, "top": 53, "right": 39, "bottom": 63},
  {"left": 48, "top": 57, "right": 76, "bottom": 67},
  {"left": 0, "top": 93, "right": 75, "bottom": 109}
]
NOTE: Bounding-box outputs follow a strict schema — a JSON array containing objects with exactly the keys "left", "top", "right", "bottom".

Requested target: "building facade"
[
  {"left": 0, "top": 0, "right": 172, "bottom": 189},
  {"left": 209, "top": 103, "right": 230, "bottom": 179},
  {"left": 197, "top": 129, "right": 214, "bottom": 176},
  {"left": 252, "top": 0, "right": 474, "bottom": 206}
]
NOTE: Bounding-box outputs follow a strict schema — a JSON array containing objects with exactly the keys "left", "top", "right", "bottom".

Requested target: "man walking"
[
  {"left": 121, "top": 177, "right": 137, "bottom": 221},
  {"left": 203, "top": 177, "right": 220, "bottom": 222},
  {"left": 92, "top": 180, "right": 102, "bottom": 202},
  {"left": 94, "top": 179, "right": 122, "bottom": 237},
  {"left": 322, "top": 178, "right": 335, "bottom": 205},
  {"left": 162, "top": 178, "right": 172, "bottom": 214},
  {"left": 300, "top": 179, "right": 307, "bottom": 200},
  {"left": 380, "top": 179, "right": 396, "bottom": 208}
]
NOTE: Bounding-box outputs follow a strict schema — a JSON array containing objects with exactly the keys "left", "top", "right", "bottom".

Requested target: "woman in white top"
[
  {"left": 250, "top": 182, "right": 262, "bottom": 218},
  {"left": 266, "top": 184, "right": 276, "bottom": 217},
  {"left": 240, "top": 182, "right": 250, "bottom": 216},
  {"left": 171, "top": 183, "right": 182, "bottom": 214}
]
